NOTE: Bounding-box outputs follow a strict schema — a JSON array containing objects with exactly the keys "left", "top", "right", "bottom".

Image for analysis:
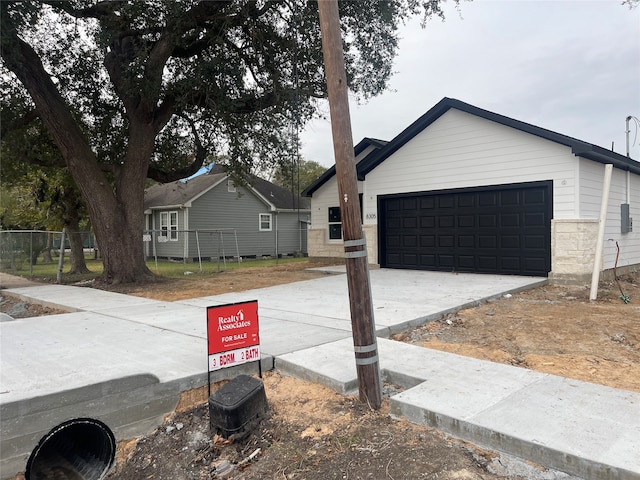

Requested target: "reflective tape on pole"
[
  {"left": 344, "top": 237, "right": 367, "bottom": 259},
  {"left": 354, "top": 342, "right": 379, "bottom": 366}
]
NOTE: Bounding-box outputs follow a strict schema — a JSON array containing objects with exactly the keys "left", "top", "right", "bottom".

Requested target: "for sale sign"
[{"left": 207, "top": 300, "right": 260, "bottom": 372}]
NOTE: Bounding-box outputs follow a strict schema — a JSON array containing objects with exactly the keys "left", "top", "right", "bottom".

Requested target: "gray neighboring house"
[{"left": 144, "top": 165, "right": 310, "bottom": 260}]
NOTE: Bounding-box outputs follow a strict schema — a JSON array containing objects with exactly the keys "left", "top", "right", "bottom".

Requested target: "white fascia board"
[
  {"left": 247, "top": 186, "right": 277, "bottom": 211},
  {"left": 147, "top": 203, "right": 191, "bottom": 210}
]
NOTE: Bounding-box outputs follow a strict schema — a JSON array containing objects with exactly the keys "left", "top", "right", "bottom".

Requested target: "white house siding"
[
  {"left": 578, "top": 159, "right": 640, "bottom": 275},
  {"left": 363, "top": 110, "right": 578, "bottom": 219}
]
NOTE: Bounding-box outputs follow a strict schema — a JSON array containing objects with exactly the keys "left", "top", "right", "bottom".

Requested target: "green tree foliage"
[
  {"left": 0, "top": 95, "right": 91, "bottom": 273},
  {"left": 0, "top": 0, "right": 457, "bottom": 284},
  {"left": 271, "top": 158, "right": 327, "bottom": 196}
]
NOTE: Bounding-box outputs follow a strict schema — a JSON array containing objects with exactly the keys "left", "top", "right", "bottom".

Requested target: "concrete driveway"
[{"left": 3, "top": 269, "right": 638, "bottom": 479}]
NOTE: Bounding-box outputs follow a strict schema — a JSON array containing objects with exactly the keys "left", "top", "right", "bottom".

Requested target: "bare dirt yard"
[{"left": 2, "top": 261, "right": 638, "bottom": 480}]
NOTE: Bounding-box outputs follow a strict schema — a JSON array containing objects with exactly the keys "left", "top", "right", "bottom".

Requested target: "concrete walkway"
[{"left": 1, "top": 269, "right": 639, "bottom": 480}]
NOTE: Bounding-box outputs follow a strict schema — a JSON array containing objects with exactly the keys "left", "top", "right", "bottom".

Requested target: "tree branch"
[
  {"left": 0, "top": 108, "right": 39, "bottom": 137},
  {"left": 147, "top": 113, "right": 207, "bottom": 183}
]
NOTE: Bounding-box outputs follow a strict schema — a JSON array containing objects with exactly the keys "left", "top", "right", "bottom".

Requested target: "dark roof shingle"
[{"left": 144, "top": 165, "right": 310, "bottom": 211}]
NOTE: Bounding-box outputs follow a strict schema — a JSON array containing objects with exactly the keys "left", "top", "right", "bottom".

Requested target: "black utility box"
[{"left": 209, "top": 375, "right": 268, "bottom": 438}]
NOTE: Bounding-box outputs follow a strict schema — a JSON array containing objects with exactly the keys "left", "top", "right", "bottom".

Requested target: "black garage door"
[{"left": 379, "top": 181, "right": 552, "bottom": 276}]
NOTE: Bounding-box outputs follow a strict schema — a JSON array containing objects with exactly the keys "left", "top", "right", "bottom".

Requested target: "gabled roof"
[
  {"left": 302, "top": 137, "right": 388, "bottom": 196},
  {"left": 144, "top": 171, "right": 227, "bottom": 209},
  {"left": 144, "top": 164, "right": 310, "bottom": 211},
  {"left": 303, "top": 97, "right": 640, "bottom": 196}
]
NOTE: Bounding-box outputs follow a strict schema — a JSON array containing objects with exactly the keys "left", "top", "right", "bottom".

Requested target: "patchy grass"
[{"left": 1, "top": 255, "right": 309, "bottom": 284}]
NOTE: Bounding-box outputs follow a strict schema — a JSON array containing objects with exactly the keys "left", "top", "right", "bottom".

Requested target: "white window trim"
[
  {"left": 259, "top": 213, "right": 272, "bottom": 232},
  {"left": 227, "top": 180, "right": 236, "bottom": 193},
  {"left": 160, "top": 211, "right": 179, "bottom": 241}
]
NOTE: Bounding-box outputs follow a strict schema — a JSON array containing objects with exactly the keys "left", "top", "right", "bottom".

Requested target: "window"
[
  {"left": 160, "top": 211, "right": 178, "bottom": 241},
  {"left": 227, "top": 180, "right": 236, "bottom": 193},
  {"left": 259, "top": 213, "right": 272, "bottom": 231},
  {"left": 328, "top": 206, "right": 342, "bottom": 240}
]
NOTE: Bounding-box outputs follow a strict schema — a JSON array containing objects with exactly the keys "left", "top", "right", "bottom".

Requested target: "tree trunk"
[
  {"left": 1, "top": 17, "right": 154, "bottom": 285},
  {"left": 42, "top": 233, "right": 53, "bottom": 263},
  {"left": 66, "top": 228, "right": 90, "bottom": 275},
  {"left": 61, "top": 185, "right": 90, "bottom": 274}
]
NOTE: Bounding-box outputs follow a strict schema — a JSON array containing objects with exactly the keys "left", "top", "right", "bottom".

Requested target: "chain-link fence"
[
  {"left": 0, "top": 230, "right": 96, "bottom": 277},
  {"left": 1, "top": 226, "right": 308, "bottom": 278},
  {"left": 144, "top": 227, "right": 308, "bottom": 272}
]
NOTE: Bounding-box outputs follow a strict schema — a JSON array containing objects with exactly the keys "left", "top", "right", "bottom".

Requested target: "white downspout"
[{"left": 589, "top": 164, "right": 613, "bottom": 301}]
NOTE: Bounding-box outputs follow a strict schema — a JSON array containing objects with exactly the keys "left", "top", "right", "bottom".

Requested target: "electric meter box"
[{"left": 621, "top": 204, "right": 632, "bottom": 233}]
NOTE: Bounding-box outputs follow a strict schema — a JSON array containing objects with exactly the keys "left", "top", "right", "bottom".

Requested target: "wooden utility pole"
[{"left": 317, "top": 0, "right": 382, "bottom": 409}]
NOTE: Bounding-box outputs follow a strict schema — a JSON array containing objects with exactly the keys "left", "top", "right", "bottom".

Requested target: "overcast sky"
[{"left": 300, "top": 0, "right": 640, "bottom": 167}]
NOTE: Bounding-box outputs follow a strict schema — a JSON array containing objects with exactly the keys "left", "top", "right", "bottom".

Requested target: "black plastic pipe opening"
[{"left": 26, "top": 418, "right": 116, "bottom": 480}]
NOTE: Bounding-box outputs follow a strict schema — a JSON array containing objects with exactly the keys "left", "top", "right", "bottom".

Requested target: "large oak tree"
[{"left": 1, "top": 0, "right": 454, "bottom": 284}]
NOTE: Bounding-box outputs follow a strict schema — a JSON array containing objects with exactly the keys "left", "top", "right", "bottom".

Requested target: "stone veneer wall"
[
  {"left": 308, "top": 225, "right": 380, "bottom": 266},
  {"left": 549, "top": 219, "right": 598, "bottom": 285}
]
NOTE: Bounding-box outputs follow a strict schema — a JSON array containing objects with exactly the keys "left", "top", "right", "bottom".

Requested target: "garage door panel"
[
  {"left": 501, "top": 214, "right": 520, "bottom": 227},
  {"left": 438, "top": 255, "right": 454, "bottom": 268},
  {"left": 479, "top": 192, "right": 498, "bottom": 206},
  {"left": 524, "top": 213, "right": 545, "bottom": 226},
  {"left": 479, "top": 215, "right": 497, "bottom": 227},
  {"left": 420, "top": 197, "right": 435, "bottom": 209},
  {"left": 439, "top": 216, "right": 455, "bottom": 228},
  {"left": 478, "top": 256, "right": 498, "bottom": 270},
  {"left": 500, "top": 257, "right": 521, "bottom": 272},
  {"left": 420, "top": 254, "right": 436, "bottom": 267},
  {"left": 403, "top": 198, "right": 417, "bottom": 210},
  {"left": 500, "top": 235, "right": 520, "bottom": 249},
  {"left": 386, "top": 253, "right": 401, "bottom": 265},
  {"left": 524, "top": 235, "right": 546, "bottom": 249},
  {"left": 438, "top": 197, "right": 454, "bottom": 208},
  {"left": 386, "top": 199, "right": 402, "bottom": 211},
  {"left": 439, "top": 236, "right": 454, "bottom": 247},
  {"left": 458, "top": 194, "right": 475, "bottom": 207},
  {"left": 403, "top": 235, "right": 417, "bottom": 247},
  {"left": 403, "top": 217, "right": 417, "bottom": 228},
  {"left": 500, "top": 190, "right": 520, "bottom": 205},
  {"left": 525, "top": 257, "right": 546, "bottom": 273},
  {"left": 380, "top": 182, "right": 551, "bottom": 276},
  {"left": 458, "top": 215, "right": 475, "bottom": 228},
  {"left": 458, "top": 235, "right": 475, "bottom": 248},
  {"left": 387, "top": 235, "right": 401, "bottom": 247},
  {"left": 525, "top": 189, "right": 546, "bottom": 204},
  {"left": 387, "top": 217, "right": 401, "bottom": 229},
  {"left": 458, "top": 256, "right": 476, "bottom": 269},
  {"left": 421, "top": 216, "right": 435, "bottom": 228},
  {"left": 478, "top": 235, "right": 497, "bottom": 248},
  {"left": 420, "top": 235, "right": 435, "bottom": 247},
  {"left": 403, "top": 253, "right": 418, "bottom": 265}
]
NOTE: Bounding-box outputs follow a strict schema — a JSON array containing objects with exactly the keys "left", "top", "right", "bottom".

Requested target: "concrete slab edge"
[
  {"left": 389, "top": 395, "right": 639, "bottom": 480},
  {"left": 274, "top": 357, "right": 357, "bottom": 395},
  {"left": 0, "top": 290, "right": 80, "bottom": 313},
  {"left": 0, "top": 357, "right": 274, "bottom": 480},
  {"left": 375, "top": 279, "right": 548, "bottom": 338}
]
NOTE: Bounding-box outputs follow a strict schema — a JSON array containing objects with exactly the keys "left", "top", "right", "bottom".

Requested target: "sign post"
[{"left": 207, "top": 300, "right": 261, "bottom": 395}]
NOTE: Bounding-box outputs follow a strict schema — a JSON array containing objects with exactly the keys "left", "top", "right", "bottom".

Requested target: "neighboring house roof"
[
  {"left": 303, "top": 97, "right": 640, "bottom": 196},
  {"left": 144, "top": 164, "right": 310, "bottom": 212}
]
